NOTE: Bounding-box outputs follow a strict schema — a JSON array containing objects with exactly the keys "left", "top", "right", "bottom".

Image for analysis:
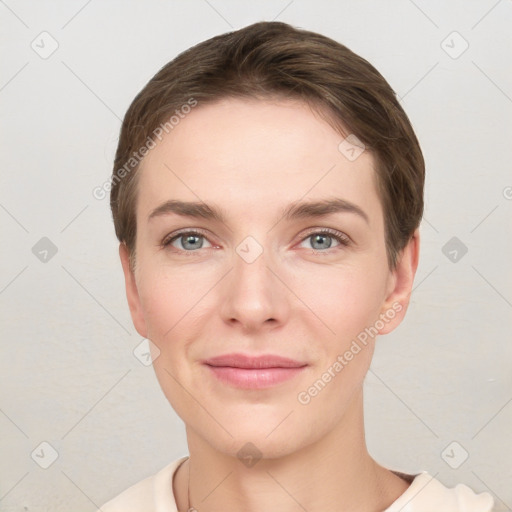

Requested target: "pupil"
[
  {"left": 184, "top": 235, "right": 201, "bottom": 249},
  {"left": 313, "top": 234, "right": 331, "bottom": 250}
]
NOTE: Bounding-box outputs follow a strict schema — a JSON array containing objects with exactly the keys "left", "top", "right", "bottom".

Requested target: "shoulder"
[
  {"left": 385, "top": 471, "right": 495, "bottom": 512},
  {"left": 97, "top": 456, "right": 189, "bottom": 512}
]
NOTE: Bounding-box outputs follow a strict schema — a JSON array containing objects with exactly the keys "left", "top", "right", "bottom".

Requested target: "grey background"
[{"left": 1, "top": 0, "right": 511, "bottom": 510}]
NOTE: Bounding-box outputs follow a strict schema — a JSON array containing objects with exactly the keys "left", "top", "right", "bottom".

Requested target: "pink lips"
[{"left": 203, "top": 353, "right": 307, "bottom": 389}]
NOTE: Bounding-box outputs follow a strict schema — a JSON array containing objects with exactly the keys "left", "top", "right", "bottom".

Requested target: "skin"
[{"left": 119, "top": 97, "right": 420, "bottom": 512}]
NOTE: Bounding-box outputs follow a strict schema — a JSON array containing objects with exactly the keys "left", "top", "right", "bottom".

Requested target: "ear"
[
  {"left": 377, "top": 229, "right": 420, "bottom": 335},
  {"left": 119, "top": 243, "right": 148, "bottom": 338}
]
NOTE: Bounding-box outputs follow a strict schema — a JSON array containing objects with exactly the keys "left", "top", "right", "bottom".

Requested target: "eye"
[
  {"left": 298, "top": 228, "right": 350, "bottom": 251},
  {"left": 162, "top": 229, "right": 213, "bottom": 252},
  {"left": 161, "top": 227, "right": 350, "bottom": 254}
]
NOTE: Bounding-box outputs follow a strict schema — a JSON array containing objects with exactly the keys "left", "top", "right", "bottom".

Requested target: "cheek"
[
  {"left": 293, "top": 262, "right": 386, "bottom": 347},
  {"left": 291, "top": 267, "right": 383, "bottom": 422},
  {"left": 137, "top": 265, "right": 207, "bottom": 339},
  {"left": 137, "top": 269, "right": 202, "bottom": 418},
  {"left": 137, "top": 281, "right": 171, "bottom": 340}
]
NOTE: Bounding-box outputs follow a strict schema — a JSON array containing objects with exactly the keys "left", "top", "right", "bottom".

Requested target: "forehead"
[{"left": 136, "top": 97, "right": 383, "bottom": 227}]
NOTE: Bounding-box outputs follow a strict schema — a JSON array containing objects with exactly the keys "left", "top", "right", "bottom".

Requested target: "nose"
[{"left": 219, "top": 240, "right": 289, "bottom": 332}]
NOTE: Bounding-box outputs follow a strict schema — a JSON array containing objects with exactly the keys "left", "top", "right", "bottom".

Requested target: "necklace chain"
[{"left": 187, "top": 462, "right": 192, "bottom": 512}]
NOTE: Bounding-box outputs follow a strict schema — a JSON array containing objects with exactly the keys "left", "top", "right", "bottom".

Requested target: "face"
[{"left": 120, "top": 97, "right": 418, "bottom": 459}]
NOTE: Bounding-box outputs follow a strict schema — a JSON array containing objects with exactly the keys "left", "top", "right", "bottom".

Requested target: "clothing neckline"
[
  {"left": 139, "top": 456, "right": 493, "bottom": 512},
  {"left": 169, "top": 457, "right": 422, "bottom": 510},
  {"left": 390, "top": 468, "right": 419, "bottom": 484}
]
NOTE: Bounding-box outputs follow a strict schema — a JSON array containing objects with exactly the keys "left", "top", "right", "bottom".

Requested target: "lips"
[
  {"left": 203, "top": 353, "right": 307, "bottom": 369},
  {"left": 203, "top": 353, "right": 307, "bottom": 389}
]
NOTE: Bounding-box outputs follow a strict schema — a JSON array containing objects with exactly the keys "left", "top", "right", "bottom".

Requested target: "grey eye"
[
  {"left": 178, "top": 234, "right": 203, "bottom": 250},
  {"left": 167, "top": 232, "right": 212, "bottom": 251},
  {"left": 309, "top": 233, "right": 334, "bottom": 250}
]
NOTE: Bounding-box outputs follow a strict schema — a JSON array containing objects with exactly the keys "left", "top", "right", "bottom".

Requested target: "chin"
[
  {"left": 213, "top": 431, "right": 304, "bottom": 463},
  {"left": 191, "top": 410, "right": 324, "bottom": 464}
]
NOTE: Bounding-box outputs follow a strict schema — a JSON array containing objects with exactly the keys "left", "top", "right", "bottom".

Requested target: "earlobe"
[
  {"left": 378, "top": 229, "right": 420, "bottom": 335},
  {"left": 119, "top": 243, "right": 148, "bottom": 338}
]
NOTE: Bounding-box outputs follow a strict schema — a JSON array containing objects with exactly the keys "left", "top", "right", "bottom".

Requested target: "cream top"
[{"left": 98, "top": 456, "right": 495, "bottom": 512}]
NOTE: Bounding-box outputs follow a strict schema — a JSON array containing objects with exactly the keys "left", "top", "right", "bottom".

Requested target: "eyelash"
[{"left": 160, "top": 228, "right": 350, "bottom": 253}]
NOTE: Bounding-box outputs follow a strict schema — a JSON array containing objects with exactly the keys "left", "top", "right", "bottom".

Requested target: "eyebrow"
[{"left": 147, "top": 198, "right": 369, "bottom": 225}]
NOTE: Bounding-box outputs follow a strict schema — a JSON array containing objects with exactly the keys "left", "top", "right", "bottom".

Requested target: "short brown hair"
[{"left": 110, "top": 21, "right": 424, "bottom": 271}]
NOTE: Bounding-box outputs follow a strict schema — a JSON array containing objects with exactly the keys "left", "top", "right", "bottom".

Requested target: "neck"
[{"left": 174, "top": 388, "right": 410, "bottom": 512}]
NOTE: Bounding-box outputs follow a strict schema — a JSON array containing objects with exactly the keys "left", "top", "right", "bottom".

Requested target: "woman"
[{"left": 99, "top": 21, "right": 494, "bottom": 512}]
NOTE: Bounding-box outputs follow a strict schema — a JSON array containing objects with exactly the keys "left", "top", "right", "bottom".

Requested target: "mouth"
[{"left": 202, "top": 353, "right": 308, "bottom": 389}]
